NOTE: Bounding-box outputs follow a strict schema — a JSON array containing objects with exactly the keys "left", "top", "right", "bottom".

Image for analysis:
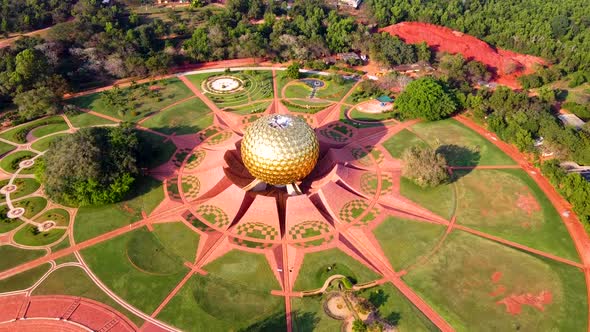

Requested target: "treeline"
[
  {"left": 542, "top": 160, "right": 590, "bottom": 226},
  {"left": 0, "top": 0, "right": 76, "bottom": 34},
  {"left": 365, "top": 0, "right": 590, "bottom": 78}
]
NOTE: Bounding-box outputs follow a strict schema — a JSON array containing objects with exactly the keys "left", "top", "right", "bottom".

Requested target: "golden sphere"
[{"left": 241, "top": 114, "right": 319, "bottom": 185}]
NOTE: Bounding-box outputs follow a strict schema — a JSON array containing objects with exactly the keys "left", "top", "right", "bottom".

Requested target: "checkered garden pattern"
[
  {"left": 289, "top": 220, "right": 331, "bottom": 240},
  {"left": 338, "top": 199, "right": 380, "bottom": 224},
  {"left": 173, "top": 148, "right": 191, "bottom": 168},
  {"left": 236, "top": 222, "right": 279, "bottom": 241},
  {"left": 195, "top": 204, "right": 230, "bottom": 228},
  {"left": 351, "top": 146, "right": 384, "bottom": 166},
  {"left": 206, "top": 131, "right": 233, "bottom": 145},
  {"left": 181, "top": 175, "right": 200, "bottom": 200},
  {"left": 166, "top": 176, "right": 182, "bottom": 201},
  {"left": 183, "top": 210, "right": 214, "bottom": 233},
  {"left": 319, "top": 123, "right": 354, "bottom": 143},
  {"left": 184, "top": 150, "right": 207, "bottom": 170},
  {"left": 360, "top": 172, "right": 394, "bottom": 196}
]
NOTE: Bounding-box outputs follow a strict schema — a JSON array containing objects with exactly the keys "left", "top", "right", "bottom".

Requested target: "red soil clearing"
[
  {"left": 379, "top": 22, "right": 547, "bottom": 89},
  {"left": 491, "top": 271, "right": 503, "bottom": 283},
  {"left": 496, "top": 291, "right": 553, "bottom": 315},
  {"left": 516, "top": 193, "right": 541, "bottom": 216}
]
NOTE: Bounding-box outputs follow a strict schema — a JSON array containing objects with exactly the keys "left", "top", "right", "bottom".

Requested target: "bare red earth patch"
[
  {"left": 496, "top": 291, "right": 553, "bottom": 315},
  {"left": 489, "top": 285, "right": 507, "bottom": 297},
  {"left": 516, "top": 193, "right": 541, "bottom": 216},
  {"left": 379, "top": 22, "right": 547, "bottom": 89},
  {"left": 491, "top": 271, "right": 503, "bottom": 283}
]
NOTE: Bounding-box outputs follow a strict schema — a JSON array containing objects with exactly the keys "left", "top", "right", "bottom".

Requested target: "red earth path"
[{"left": 380, "top": 22, "right": 547, "bottom": 89}]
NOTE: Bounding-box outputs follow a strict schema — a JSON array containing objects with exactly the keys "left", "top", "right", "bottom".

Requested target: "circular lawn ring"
[
  {"left": 19, "top": 159, "right": 35, "bottom": 169},
  {"left": 0, "top": 184, "right": 17, "bottom": 195},
  {"left": 204, "top": 76, "right": 244, "bottom": 94},
  {"left": 38, "top": 220, "right": 56, "bottom": 232},
  {"left": 300, "top": 78, "right": 325, "bottom": 89},
  {"left": 7, "top": 207, "right": 25, "bottom": 219}
]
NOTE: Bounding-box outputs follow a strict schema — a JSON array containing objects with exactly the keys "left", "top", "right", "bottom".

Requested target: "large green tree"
[
  {"left": 41, "top": 124, "right": 139, "bottom": 206},
  {"left": 402, "top": 146, "right": 449, "bottom": 187},
  {"left": 13, "top": 86, "right": 61, "bottom": 120},
  {"left": 395, "top": 77, "right": 457, "bottom": 121}
]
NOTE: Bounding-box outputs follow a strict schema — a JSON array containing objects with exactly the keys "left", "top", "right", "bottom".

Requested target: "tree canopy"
[
  {"left": 401, "top": 146, "right": 449, "bottom": 187},
  {"left": 41, "top": 124, "right": 139, "bottom": 206},
  {"left": 395, "top": 77, "right": 457, "bottom": 121}
]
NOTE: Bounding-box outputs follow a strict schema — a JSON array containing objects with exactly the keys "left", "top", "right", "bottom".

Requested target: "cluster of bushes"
[{"left": 563, "top": 102, "right": 590, "bottom": 121}]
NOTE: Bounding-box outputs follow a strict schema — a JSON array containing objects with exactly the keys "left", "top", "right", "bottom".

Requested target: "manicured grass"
[
  {"left": 358, "top": 283, "right": 439, "bottom": 332},
  {"left": 382, "top": 129, "right": 429, "bottom": 158},
  {"left": 224, "top": 101, "right": 271, "bottom": 115},
  {"left": 51, "top": 236, "right": 70, "bottom": 252},
  {"left": 136, "top": 130, "right": 177, "bottom": 169},
  {"left": 13, "top": 196, "right": 47, "bottom": 218},
  {"left": 411, "top": 119, "right": 516, "bottom": 166},
  {"left": 54, "top": 253, "right": 78, "bottom": 265},
  {"left": 204, "top": 250, "right": 280, "bottom": 293},
  {"left": 0, "top": 178, "right": 40, "bottom": 203},
  {"left": 127, "top": 228, "right": 186, "bottom": 275},
  {"left": 0, "top": 116, "right": 68, "bottom": 143},
  {"left": 294, "top": 248, "right": 381, "bottom": 291},
  {"left": 314, "top": 78, "right": 356, "bottom": 101},
  {"left": 0, "top": 205, "right": 22, "bottom": 233},
  {"left": 0, "top": 263, "right": 50, "bottom": 293},
  {"left": 29, "top": 122, "right": 69, "bottom": 138},
  {"left": 141, "top": 97, "right": 213, "bottom": 135},
  {"left": 0, "top": 245, "right": 45, "bottom": 271},
  {"left": 404, "top": 231, "right": 587, "bottom": 331},
  {"left": 157, "top": 273, "right": 285, "bottom": 331},
  {"left": 292, "top": 295, "right": 343, "bottom": 332},
  {"left": 0, "top": 141, "right": 15, "bottom": 156},
  {"left": 74, "top": 176, "right": 163, "bottom": 242},
  {"left": 65, "top": 109, "right": 115, "bottom": 128},
  {"left": 400, "top": 177, "right": 456, "bottom": 220},
  {"left": 32, "top": 266, "right": 144, "bottom": 326},
  {"left": 454, "top": 169, "right": 579, "bottom": 261},
  {"left": 152, "top": 222, "right": 200, "bottom": 263},
  {"left": 374, "top": 217, "right": 446, "bottom": 271},
  {"left": 0, "top": 150, "right": 37, "bottom": 173},
  {"left": 81, "top": 229, "right": 189, "bottom": 313},
  {"left": 34, "top": 208, "right": 70, "bottom": 227},
  {"left": 349, "top": 108, "right": 396, "bottom": 122},
  {"left": 284, "top": 83, "right": 313, "bottom": 99},
  {"left": 30, "top": 133, "right": 68, "bottom": 151},
  {"left": 14, "top": 224, "right": 66, "bottom": 246},
  {"left": 282, "top": 100, "right": 333, "bottom": 114},
  {"left": 68, "top": 78, "right": 193, "bottom": 122}
]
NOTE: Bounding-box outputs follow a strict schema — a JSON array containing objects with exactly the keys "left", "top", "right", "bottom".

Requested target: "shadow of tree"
[
  {"left": 384, "top": 311, "right": 401, "bottom": 326},
  {"left": 367, "top": 289, "right": 389, "bottom": 308},
  {"left": 238, "top": 311, "right": 318, "bottom": 332},
  {"left": 436, "top": 144, "right": 481, "bottom": 167}
]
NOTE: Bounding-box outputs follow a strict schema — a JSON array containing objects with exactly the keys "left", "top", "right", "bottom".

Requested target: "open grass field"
[
  {"left": 349, "top": 108, "right": 396, "bottom": 122},
  {"left": 32, "top": 266, "right": 144, "bottom": 326},
  {"left": 0, "top": 245, "right": 45, "bottom": 272},
  {"left": 136, "top": 130, "right": 177, "bottom": 168},
  {"left": 0, "top": 116, "right": 68, "bottom": 143},
  {"left": 51, "top": 236, "right": 70, "bottom": 252},
  {"left": 0, "top": 263, "right": 50, "bottom": 293},
  {"left": 81, "top": 228, "right": 189, "bottom": 313},
  {"left": 157, "top": 273, "right": 285, "bottom": 331},
  {"left": 13, "top": 196, "right": 47, "bottom": 218},
  {"left": 30, "top": 133, "right": 69, "bottom": 151},
  {"left": 294, "top": 248, "right": 381, "bottom": 291},
  {"left": 374, "top": 217, "right": 446, "bottom": 271},
  {"left": 29, "top": 122, "right": 69, "bottom": 139},
  {"left": 382, "top": 129, "right": 429, "bottom": 158},
  {"left": 141, "top": 97, "right": 213, "bottom": 135},
  {"left": 67, "top": 78, "right": 194, "bottom": 122},
  {"left": 0, "top": 150, "right": 37, "bottom": 173},
  {"left": 0, "top": 141, "right": 15, "bottom": 156},
  {"left": 410, "top": 119, "right": 516, "bottom": 166},
  {"left": 358, "top": 283, "right": 439, "bottom": 331},
  {"left": 74, "top": 177, "right": 163, "bottom": 242},
  {"left": 404, "top": 231, "right": 587, "bottom": 331},
  {"left": 453, "top": 169, "right": 579, "bottom": 261},
  {"left": 0, "top": 178, "right": 40, "bottom": 203},
  {"left": 65, "top": 109, "right": 116, "bottom": 128},
  {"left": 292, "top": 295, "right": 343, "bottom": 332},
  {"left": 400, "top": 177, "right": 456, "bottom": 220},
  {"left": 152, "top": 222, "right": 200, "bottom": 263},
  {"left": 13, "top": 224, "right": 66, "bottom": 247}
]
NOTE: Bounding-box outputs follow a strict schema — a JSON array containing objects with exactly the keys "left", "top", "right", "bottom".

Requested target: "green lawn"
[
  {"left": 382, "top": 129, "right": 429, "bottom": 158},
  {"left": 224, "top": 101, "right": 271, "bottom": 115},
  {"left": 51, "top": 236, "right": 70, "bottom": 252},
  {"left": 13, "top": 196, "right": 47, "bottom": 218},
  {"left": 358, "top": 283, "right": 439, "bottom": 332},
  {"left": 32, "top": 266, "right": 144, "bottom": 326},
  {"left": 349, "top": 108, "right": 396, "bottom": 122},
  {"left": 34, "top": 208, "right": 70, "bottom": 227},
  {"left": 403, "top": 231, "right": 587, "bottom": 331},
  {"left": 0, "top": 141, "right": 16, "bottom": 156},
  {"left": 0, "top": 116, "right": 68, "bottom": 143},
  {"left": 0, "top": 263, "right": 50, "bottom": 293},
  {"left": 81, "top": 228, "right": 189, "bottom": 313},
  {"left": 67, "top": 78, "right": 194, "bottom": 122},
  {"left": 410, "top": 119, "right": 516, "bottom": 166},
  {"left": 374, "top": 217, "right": 446, "bottom": 271},
  {"left": 284, "top": 83, "right": 312, "bottom": 99},
  {"left": 292, "top": 295, "right": 343, "bottom": 332},
  {"left": 453, "top": 169, "right": 579, "bottom": 262},
  {"left": 294, "top": 248, "right": 381, "bottom": 291},
  {"left": 314, "top": 78, "right": 356, "bottom": 101},
  {"left": 152, "top": 222, "right": 200, "bottom": 263},
  {"left": 65, "top": 109, "right": 116, "bottom": 128},
  {"left": 141, "top": 97, "right": 213, "bottom": 135},
  {"left": 29, "top": 122, "right": 69, "bottom": 139},
  {"left": 74, "top": 176, "right": 163, "bottom": 242},
  {"left": 157, "top": 273, "right": 285, "bottom": 331},
  {"left": 400, "top": 177, "right": 456, "bottom": 220},
  {"left": 0, "top": 150, "right": 37, "bottom": 173},
  {"left": 136, "top": 130, "right": 177, "bottom": 169},
  {"left": 30, "top": 133, "right": 69, "bottom": 151},
  {"left": 0, "top": 178, "right": 40, "bottom": 203},
  {"left": 13, "top": 224, "right": 66, "bottom": 246},
  {"left": 0, "top": 245, "right": 45, "bottom": 271}
]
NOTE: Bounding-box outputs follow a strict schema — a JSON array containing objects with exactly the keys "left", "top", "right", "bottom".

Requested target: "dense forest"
[{"left": 0, "top": 0, "right": 77, "bottom": 34}]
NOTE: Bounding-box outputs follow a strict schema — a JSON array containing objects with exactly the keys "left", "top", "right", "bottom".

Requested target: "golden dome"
[{"left": 241, "top": 114, "right": 319, "bottom": 185}]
